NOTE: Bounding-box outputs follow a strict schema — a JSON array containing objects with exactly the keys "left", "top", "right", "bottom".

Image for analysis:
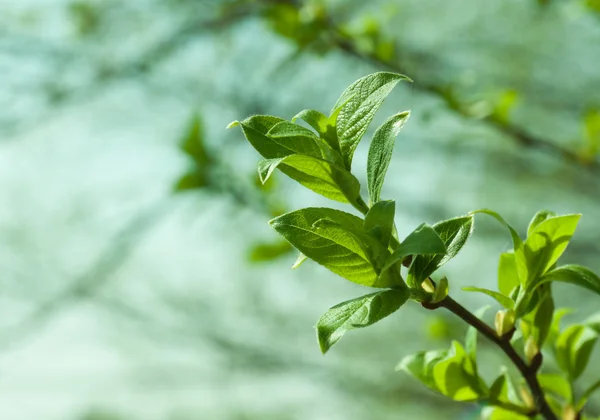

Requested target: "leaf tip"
[{"left": 226, "top": 120, "right": 239, "bottom": 129}]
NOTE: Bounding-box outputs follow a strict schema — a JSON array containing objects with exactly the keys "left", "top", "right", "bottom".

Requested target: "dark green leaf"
[
  {"left": 366, "top": 111, "right": 410, "bottom": 203},
  {"left": 180, "top": 114, "right": 210, "bottom": 164},
  {"left": 174, "top": 171, "right": 207, "bottom": 192},
  {"left": 229, "top": 115, "right": 289, "bottom": 158},
  {"left": 462, "top": 287, "right": 514, "bottom": 309},
  {"left": 333, "top": 72, "right": 410, "bottom": 168},
  {"left": 383, "top": 223, "right": 446, "bottom": 272},
  {"left": 364, "top": 200, "right": 396, "bottom": 247},
  {"left": 317, "top": 289, "right": 410, "bottom": 353},
  {"left": 257, "top": 155, "right": 361, "bottom": 206},
  {"left": 408, "top": 216, "right": 473, "bottom": 286},
  {"left": 270, "top": 208, "right": 396, "bottom": 287},
  {"left": 520, "top": 286, "right": 554, "bottom": 348}
]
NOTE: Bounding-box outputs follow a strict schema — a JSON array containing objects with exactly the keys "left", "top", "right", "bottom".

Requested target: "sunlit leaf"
[
  {"left": 383, "top": 223, "right": 446, "bottom": 271},
  {"left": 538, "top": 373, "right": 572, "bottom": 402},
  {"left": 364, "top": 200, "right": 396, "bottom": 247},
  {"left": 498, "top": 252, "right": 520, "bottom": 297},
  {"left": 531, "top": 265, "right": 600, "bottom": 296},
  {"left": 462, "top": 287, "right": 514, "bottom": 309},
  {"left": 317, "top": 288, "right": 410, "bottom": 353},
  {"left": 555, "top": 324, "right": 599, "bottom": 380}
]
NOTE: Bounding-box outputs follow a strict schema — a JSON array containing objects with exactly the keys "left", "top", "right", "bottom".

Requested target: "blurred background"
[{"left": 1, "top": 0, "right": 600, "bottom": 419}]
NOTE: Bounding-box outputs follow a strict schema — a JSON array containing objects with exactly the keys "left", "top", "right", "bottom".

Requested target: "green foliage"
[
  {"left": 231, "top": 71, "right": 600, "bottom": 420},
  {"left": 316, "top": 289, "right": 409, "bottom": 353}
]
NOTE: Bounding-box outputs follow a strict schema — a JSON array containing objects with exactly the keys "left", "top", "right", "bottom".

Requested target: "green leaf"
[
  {"left": 548, "top": 308, "right": 574, "bottom": 351},
  {"left": 527, "top": 210, "right": 557, "bottom": 237},
  {"left": 333, "top": 72, "right": 410, "bottom": 168},
  {"left": 489, "top": 369, "right": 525, "bottom": 410},
  {"left": 408, "top": 215, "right": 473, "bottom": 286},
  {"left": 519, "top": 286, "right": 554, "bottom": 348},
  {"left": 257, "top": 155, "right": 361, "bottom": 206},
  {"left": 384, "top": 223, "right": 447, "bottom": 271},
  {"left": 248, "top": 240, "right": 293, "bottom": 262},
  {"left": 538, "top": 373, "right": 572, "bottom": 402},
  {"left": 316, "top": 289, "right": 410, "bottom": 353},
  {"left": 462, "top": 287, "right": 514, "bottom": 309},
  {"left": 180, "top": 114, "right": 210, "bottom": 164},
  {"left": 481, "top": 406, "right": 530, "bottom": 420},
  {"left": 585, "top": 311, "right": 600, "bottom": 334},
  {"left": 364, "top": 200, "right": 396, "bottom": 247},
  {"left": 432, "top": 341, "right": 488, "bottom": 401},
  {"left": 555, "top": 324, "right": 599, "bottom": 380},
  {"left": 231, "top": 115, "right": 289, "bottom": 158},
  {"left": 366, "top": 111, "right": 410, "bottom": 204},
  {"left": 174, "top": 171, "right": 207, "bottom": 191},
  {"left": 531, "top": 265, "right": 600, "bottom": 296},
  {"left": 266, "top": 121, "right": 343, "bottom": 165},
  {"left": 397, "top": 349, "right": 447, "bottom": 392},
  {"left": 522, "top": 214, "right": 581, "bottom": 284},
  {"left": 292, "top": 109, "right": 340, "bottom": 152},
  {"left": 498, "top": 252, "right": 520, "bottom": 297},
  {"left": 579, "top": 378, "right": 600, "bottom": 409},
  {"left": 270, "top": 208, "right": 396, "bottom": 287}
]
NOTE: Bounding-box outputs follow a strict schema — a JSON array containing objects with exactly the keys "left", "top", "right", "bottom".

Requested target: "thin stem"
[{"left": 426, "top": 296, "right": 558, "bottom": 420}]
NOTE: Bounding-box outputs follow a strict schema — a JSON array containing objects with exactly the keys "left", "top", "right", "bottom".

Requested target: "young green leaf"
[
  {"left": 498, "top": 252, "right": 520, "bottom": 297},
  {"left": 522, "top": 214, "right": 581, "bottom": 284},
  {"left": 408, "top": 215, "right": 474, "bottom": 286},
  {"left": 530, "top": 264, "right": 600, "bottom": 296},
  {"left": 489, "top": 370, "right": 525, "bottom": 411},
  {"left": 383, "top": 223, "right": 447, "bottom": 271},
  {"left": 432, "top": 341, "right": 488, "bottom": 401},
  {"left": 462, "top": 287, "right": 514, "bottom": 309},
  {"left": 555, "top": 324, "right": 599, "bottom": 380},
  {"left": 267, "top": 121, "right": 344, "bottom": 165},
  {"left": 292, "top": 109, "right": 340, "bottom": 152},
  {"left": 547, "top": 308, "right": 574, "bottom": 352},
  {"left": 397, "top": 349, "right": 448, "bottom": 392},
  {"left": 292, "top": 253, "right": 308, "bottom": 269},
  {"left": 519, "top": 286, "right": 554, "bottom": 348},
  {"left": 527, "top": 210, "right": 557, "bottom": 237},
  {"left": 257, "top": 155, "right": 361, "bottom": 206},
  {"left": 270, "top": 208, "right": 397, "bottom": 287},
  {"left": 333, "top": 72, "right": 410, "bottom": 168},
  {"left": 364, "top": 200, "right": 396, "bottom": 247},
  {"left": 537, "top": 373, "right": 572, "bottom": 402},
  {"left": 248, "top": 240, "right": 293, "bottom": 262},
  {"left": 230, "top": 115, "right": 289, "bottom": 158},
  {"left": 366, "top": 111, "right": 410, "bottom": 204},
  {"left": 481, "top": 406, "right": 530, "bottom": 420},
  {"left": 578, "top": 378, "right": 600, "bottom": 410},
  {"left": 316, "top": 289, "right": 410, "bottom": 353}
]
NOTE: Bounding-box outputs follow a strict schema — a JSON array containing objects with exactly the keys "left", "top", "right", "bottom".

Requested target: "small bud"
[
  {"left": 421, "top": 278, "right": 435, "bottom": 294},
  {"left": 495, "top": 309, "right": 516, "bottom": 338},
  {"left": 563, "top": 404, "right": 577, "bottom": 420},
  {"left": 431, "top": 277, "right": 449, "bottom": 303},
  {"left": 519, "top": 386, "right": 535, "bottom": 410},
  {"left": 524, "top": 336, "right": 539, "bottom": 365}
]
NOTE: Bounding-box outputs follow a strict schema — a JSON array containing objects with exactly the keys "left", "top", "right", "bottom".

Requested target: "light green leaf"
[
  {"left": 547, "top": 308, "right": 574, "bottom": 351},
  {"left": 489, "top": 370, "right": 525, "bottom": 410},
  {"left": 408, "top": 215, "right": 473, "bottom": 286},
  {"left": 465, "top": 306, "right": 491, "bottom": 366},
  {"left": 585, "top": 311, "right": 600, "bottom": 334},
  {"left": 579, "top": 378, "right": 600, "bottom": 409},
  {"left": 555, "top": 324, "right": 599, "bottom": 380},
  {"left": 531, "top": 265, "right": 600, "bottom": 296},
  {"left": 462, "top": 287, "right": 514, "bottom": 309},
  {"left": 383, "top": 223, "right": 446, "bottom": 272},
  {"left": 180, "top": 114, "right": 210, "bottom": 164},
  {"left": 366, "top": 111, "right": 410, "bottom": 203},
  {"left": 333, "top": 72, "right": 410, "bottom": 168},
  {"left": 257, "top": 155, "right": 361, "bottom": 206},
  {"left": 317, "top": 289, "right": 410, "bottom": 353},
  {"left": 292, "top": 109, "right": 340, "bottom": 152},
  {"left": 498, "top": 252, "right": 520, "bottom": 297},
  {"left": 432, "top": 341, "right": 488, "bottom": 401},
  {"left": 397, "top": 349, "right": 448, "bottom": 392},
  {"left": 364, "top": 200, "right": 396, "bottom": 247},
  {"left": 232, "top": 115, "right": 289, "bottom": 158},
  {"left": 270, "top": 208, "right": 395, "bottom": 287},
  {"left": 527, "top": 210, "right": 557, "bottom": 237},
  {"left": 267, "top": 121, "right": 343, "bottom": 165},
  {"left": 481, "top": 406, "right": 530, "bottom": 420},
  {"left": 538, "top": 373, "right": 572, "bottom": 402},
  {"left": 248, "top": 240, "right": 293, "bottom": 262}
]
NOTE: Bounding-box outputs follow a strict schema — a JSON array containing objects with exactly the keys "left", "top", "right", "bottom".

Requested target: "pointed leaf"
[
  {"left": 333, "top": 72, "right": 410, "bottom": 168},
  {"left": 257, "top": 154, "right": 361, "bottom": 205},
  {"left": 531, "top": 265, "right": 600, "bottom": 296},
  {"left": 397, "top": 349, "right": 448, "bottom": 392},
  {"left": 292, "top": 253, "right": 308, "bottom": 269},
  {"left": 364, "top": 200, "right": 396, "bottom": 247},
  {"left": 317, "top": 289, "right": 410, "bottom": 353},
  {"left": 383, "top": 223, "right": 447, "bottom": 271},
  {"left": 408, "top": 215, "right": 473, "bottom": 286},
  {"left": 462, "top": 287, "right": 514, "bottom": 309},
  {"left": 538, "top": 373, "right": 572, "bottom": 402},
  {"left": 233, "top": 115, "right": 289, "bottom": 158},
  {"left": 270, "top": 208, "right": 394, "bottom": 287},
  {"left": 489, "top": 370, "right": 524, "bottom": 409},
  {"left": 527, "top": 210, "right": 557, "bottom": 237},
  {"left": 367, "top": 111, "right": 410, "bottom": 203},
  {"left": 555, "top": 324, "right": 598, "bottom": 380},
  {"left": 520, "top": 286, "right": 554, "bottom": 348},
  {"left": 292, "top": 109, "right": 340, "bottom": 152}
]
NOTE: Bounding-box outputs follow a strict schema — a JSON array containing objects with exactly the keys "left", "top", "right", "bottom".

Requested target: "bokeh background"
[{"left": 1, "top": 0, "right": 600, "bottom": 419}]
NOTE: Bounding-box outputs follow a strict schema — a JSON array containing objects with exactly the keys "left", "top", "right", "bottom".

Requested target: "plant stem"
[{"left": 426, "top": 296, "right": 558, "bottom": 420}]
